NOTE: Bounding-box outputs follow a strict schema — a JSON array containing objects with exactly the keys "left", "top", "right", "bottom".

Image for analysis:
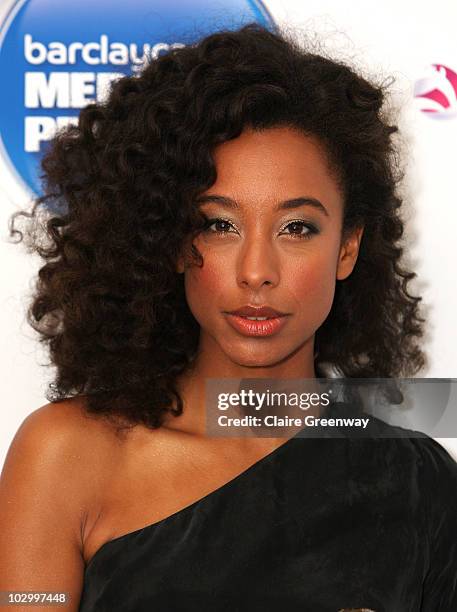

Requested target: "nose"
[{"left": 236, "top": 232, "right": 280, "bottom": 290}]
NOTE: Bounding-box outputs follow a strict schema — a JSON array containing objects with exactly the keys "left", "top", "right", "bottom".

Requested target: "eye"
[
  {"left": 202, "top": 217, "right": 319, "bottom": 240},
  {"left": 203, "top": 217, "right": 237, "bottom": 235},
  {"left": 280, "top": 220, "right": 319, "bottom": 240}
]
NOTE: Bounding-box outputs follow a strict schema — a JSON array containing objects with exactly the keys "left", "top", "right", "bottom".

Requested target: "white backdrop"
[{"left": 1, "top": 0, "right": 457, "bottom": 467}]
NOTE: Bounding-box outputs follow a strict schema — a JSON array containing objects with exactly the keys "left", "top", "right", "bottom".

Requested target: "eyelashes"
[{"left": 202, "top": 217, "right": 319, "bottom": 240}]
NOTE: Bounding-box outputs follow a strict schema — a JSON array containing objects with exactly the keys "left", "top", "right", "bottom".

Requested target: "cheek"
[
  {"left": 184, "top": 257, "right": 225, "bottom": 322},
  {"left": 286, "top": 249, "right": 338, "bottom": 318}
]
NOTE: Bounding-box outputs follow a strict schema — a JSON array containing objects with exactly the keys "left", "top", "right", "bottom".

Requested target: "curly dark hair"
[{"left": 9, "top": 22, "right": 426, "bottom": 431}]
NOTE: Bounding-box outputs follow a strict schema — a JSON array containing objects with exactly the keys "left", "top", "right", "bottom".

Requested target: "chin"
[{"left": 223, "top": 346, "right": 292, "bottom": 368}]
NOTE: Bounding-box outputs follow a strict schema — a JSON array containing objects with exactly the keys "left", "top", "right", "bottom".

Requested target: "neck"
[{"left": 165, "top": 334, "right": 318, "bottom": 437}]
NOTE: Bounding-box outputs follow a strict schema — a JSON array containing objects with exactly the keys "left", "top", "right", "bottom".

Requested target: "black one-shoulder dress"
[{"left": 78, "top": 408, "right": 457, "bottom": 611}]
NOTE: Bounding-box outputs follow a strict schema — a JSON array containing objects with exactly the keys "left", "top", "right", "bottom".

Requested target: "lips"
[
  {"left": 223, "top": 305, "right": 290, "bottom": 338},
  {"left": 224, "top": 312, "right": 289, "bottom": 337},
  {"left": 226, "top": 305, "right": 287, "bottom": 319}
]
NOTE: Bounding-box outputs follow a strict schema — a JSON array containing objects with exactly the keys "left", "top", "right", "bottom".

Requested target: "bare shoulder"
[
  {"left": 6, "top": 396, "right": 125, "bottom": 520},
  {"left": 0, "top": 397, "right": 122, "bottom": 607},
  {"left": 2, "top": 397, "right": 117, "bottom": 485},
  {"left": 15, "top": 395, "right": 118, "bottom": 441}
]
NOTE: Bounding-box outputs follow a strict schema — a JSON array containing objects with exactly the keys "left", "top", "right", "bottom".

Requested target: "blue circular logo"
[{"left": 0, "top": 0, "right": 274, "bottom": 197}]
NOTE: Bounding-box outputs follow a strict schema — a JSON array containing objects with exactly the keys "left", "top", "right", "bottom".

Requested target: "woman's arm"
[{"left": 0, "top": 403, "right": 92, "bottom": 611}]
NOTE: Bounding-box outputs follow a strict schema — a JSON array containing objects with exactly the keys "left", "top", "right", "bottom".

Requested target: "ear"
[
  {"left": 176, "top": 239, "right": 192, "bottom": 273},
  {"left": 336, "top": 226, "right": 364, "bottom": 281},
  {"left": 176, "top": 254, "right": 185, "bottom": 274},
  {"left": 176, "top": 235, "right": 196, "bottom": 273}
]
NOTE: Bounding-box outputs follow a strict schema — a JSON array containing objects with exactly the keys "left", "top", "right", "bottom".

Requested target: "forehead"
[{"left": 207, "top": 126, "right": 343, "bottom": 214}]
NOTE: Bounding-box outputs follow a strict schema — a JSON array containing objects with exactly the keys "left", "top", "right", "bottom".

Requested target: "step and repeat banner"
[{"left": 1, "top": 0, "right": 456, "bottom": 464}]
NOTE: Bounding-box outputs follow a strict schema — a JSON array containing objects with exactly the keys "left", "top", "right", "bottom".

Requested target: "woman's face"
[{"left": 178, "top": 126, "right": 363, "bottom": 376}]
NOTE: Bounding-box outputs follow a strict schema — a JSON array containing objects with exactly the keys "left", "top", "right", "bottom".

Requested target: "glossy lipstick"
[{"left": 224, "top": 305, "right": 289, "bottom": 337}]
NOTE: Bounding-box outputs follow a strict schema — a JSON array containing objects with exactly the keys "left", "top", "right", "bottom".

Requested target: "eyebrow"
[{"left": 196, "top": 194, "right": 329, "bottom": 217}]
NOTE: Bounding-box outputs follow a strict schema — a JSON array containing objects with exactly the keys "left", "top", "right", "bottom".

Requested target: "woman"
[{"left": 1, "top": 23, "right": 456, "bottom": 611}]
